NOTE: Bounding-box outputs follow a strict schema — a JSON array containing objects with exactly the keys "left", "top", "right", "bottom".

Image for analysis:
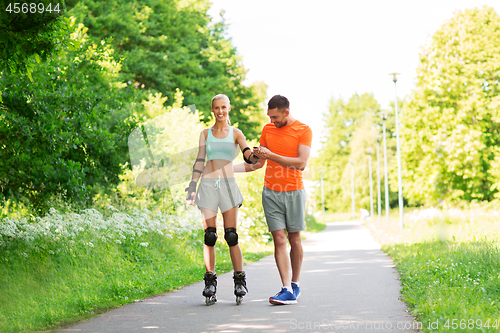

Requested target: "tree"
[
  {"left": 247, "top": 81, "right": 269, "bottom": 128},
  {"left": 312, "top": 93, "right": 395, "bottom": 212},
  {"left": 403, "top": 6, "right": 500, "bottom": 204},
  {"left": 0, "top": 20, "right": 137, "bottom": 212},
  {"left": 0, "top": 0, "right": 79, "bottom": 81},
  {"left": 70, "top": 0, "right": 263, "bottom": 139}
]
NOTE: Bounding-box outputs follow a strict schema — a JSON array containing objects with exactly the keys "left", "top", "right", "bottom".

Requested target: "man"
[{"left": 234, "top": 94, "right": 312, "bottom": 305}]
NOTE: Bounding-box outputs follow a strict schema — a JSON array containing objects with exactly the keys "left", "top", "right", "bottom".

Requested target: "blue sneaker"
[
  {"left": 269, "top": 287, "right": 297, "bottom": 305},
  {"left": 291, "top": 282, "right": 301, "bottom": 299}
]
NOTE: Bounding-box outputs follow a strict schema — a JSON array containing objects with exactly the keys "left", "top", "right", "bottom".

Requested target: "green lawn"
[
  {"left": 367, "top": 207, "right": 500, "bottom": 332},
  {"left": 0, "top": 207, "right": 324, "bottom": 333},
  {"left": 0, "top": 208, "right": 273, "bottom": 333},
  {"left": 0, "top": 229, "right": 272, "bottom": 333}
]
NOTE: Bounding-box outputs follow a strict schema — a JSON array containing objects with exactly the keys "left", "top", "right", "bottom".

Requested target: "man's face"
[{"left": 267, "top": 108, "right": 288, "bottom": 128}]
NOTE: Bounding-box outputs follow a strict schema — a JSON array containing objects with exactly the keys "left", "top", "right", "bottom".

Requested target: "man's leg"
[
  {"left": 288, "top": 231, "right": 303, "bottom": 283},
  {"left": 284, "top": 189, "right": 306, "bottom": 299},
  {"left": 271, "top": 228, "right": 292, "bottom": 289},
  {"left": 263, "top": 188, "right": 296, "bottom": 304}
]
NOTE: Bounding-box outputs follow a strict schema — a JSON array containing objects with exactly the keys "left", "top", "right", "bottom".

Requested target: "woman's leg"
[
  {"left": 201, "top": 208, "right": 218, "bottom": 272},
  {"left": 221, "top": 207, "right": 243, "bottom": 271}
]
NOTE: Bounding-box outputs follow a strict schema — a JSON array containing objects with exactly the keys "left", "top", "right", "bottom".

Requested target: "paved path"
[{"left": 58, "top": 221, "right": 418, "bottom": 333}]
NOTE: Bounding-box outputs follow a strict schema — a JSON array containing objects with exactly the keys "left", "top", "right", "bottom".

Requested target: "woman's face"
[{"left": 211, "top": 98, "right": 231, "bottom": 123}]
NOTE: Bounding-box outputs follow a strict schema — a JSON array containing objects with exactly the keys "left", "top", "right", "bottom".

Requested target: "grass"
[
  {"left": 0, "top": 207, "right": 325, "bottom": 333},
  {"left": 385, "top": 241, "right": 500, "bottom": 332},
  {"left": 366, "top": 206, "right": 500, "bottom": 332},
  {"left": 0, "top": 208, "right": 272, "bottom": 333},
  {"left": 0, "top": 231, "right": 265, "bottom": 333},
  {"left": 304, "top": 213, "right": 326, "bottom": 234}
]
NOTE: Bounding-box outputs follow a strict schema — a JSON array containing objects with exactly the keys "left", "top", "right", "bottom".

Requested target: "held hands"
[{"left": 253, "top": 146, "right": 271, "bottom": 160}]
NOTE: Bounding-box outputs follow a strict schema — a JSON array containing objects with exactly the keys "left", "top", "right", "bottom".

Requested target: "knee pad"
[
  {"left": 204, "top": 227, "right": 217, "bottom": 246},
  {"left": 224, "top": 228, "right": 239, "bottom": 247}
]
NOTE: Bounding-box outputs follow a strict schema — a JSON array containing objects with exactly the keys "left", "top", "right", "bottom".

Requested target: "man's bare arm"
[{"left": 254, "top": 145, "right": 310, "bottom": 171}]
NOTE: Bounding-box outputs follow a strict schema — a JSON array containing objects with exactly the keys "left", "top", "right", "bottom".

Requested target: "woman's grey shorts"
[
  {"left": 262, "top": 187, "right": 306, "bottom": 233},
  {"left": 195, "top": 177, "right": 243, "bottom": 213}
]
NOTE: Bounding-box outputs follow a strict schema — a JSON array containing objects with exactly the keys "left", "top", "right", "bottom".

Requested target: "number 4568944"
[
  {"left": 6, "top": 3, "right": 61, "bottom": 14},
  {"left": 444, "top": 319, "right": 498, "bottom": 330}
]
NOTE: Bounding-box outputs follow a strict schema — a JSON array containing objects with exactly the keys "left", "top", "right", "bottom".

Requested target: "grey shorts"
[
  {"left": 195, "top": 177, "right": 243, "bottom": 213},
  {"left": 262, "top": 187, "right": 306, "bottom": 233}
]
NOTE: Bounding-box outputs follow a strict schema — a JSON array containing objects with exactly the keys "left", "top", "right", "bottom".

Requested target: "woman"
[{"left": 185, "top": 94, "right": 259, "bottom": 305}]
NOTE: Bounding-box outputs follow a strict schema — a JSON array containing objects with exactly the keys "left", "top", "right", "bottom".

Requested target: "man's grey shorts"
[
  {"left": 195, "top": 177, "right": 243, "bottom": 213},
  {"left": 262, "top": 187, "right": 306, "bottom": 233}
]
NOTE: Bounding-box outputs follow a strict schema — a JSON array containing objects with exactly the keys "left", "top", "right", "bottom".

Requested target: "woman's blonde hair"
[{"left": 211, "top": 94, "right": 231, "bottom": 126}]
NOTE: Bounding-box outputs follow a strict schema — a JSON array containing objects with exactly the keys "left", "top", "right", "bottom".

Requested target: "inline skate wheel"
[{"left": 205, "top": 295, "right": 217, "bottom": 306}]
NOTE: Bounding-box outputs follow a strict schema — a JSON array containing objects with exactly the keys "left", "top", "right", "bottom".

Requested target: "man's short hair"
[{"left": 268, "top": 95, "right": 289, "bottom": 111}]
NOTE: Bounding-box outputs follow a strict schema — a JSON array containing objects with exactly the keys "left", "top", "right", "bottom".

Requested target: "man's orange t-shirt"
[{"left": 259, "top": 120, "right": 312, "bottom": 192}]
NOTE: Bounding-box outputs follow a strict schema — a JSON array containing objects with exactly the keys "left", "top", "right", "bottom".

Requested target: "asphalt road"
[{"left": 57, "top": 221, "right": 419, "bottom": 333}]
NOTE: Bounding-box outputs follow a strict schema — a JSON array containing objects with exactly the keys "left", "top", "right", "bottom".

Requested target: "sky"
[{"left": 207, "top": 0, "right": 500, "bottom": 156}]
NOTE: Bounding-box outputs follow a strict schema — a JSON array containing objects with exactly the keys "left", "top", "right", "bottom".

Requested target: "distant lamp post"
[
  {"left": 366, "top": 148, "right": 374, "bottom": 219},
  {"left": 350, "top": 159, "right": 355, "bottom": 220},
  {"left": 389, "top": 72, "right": 404, "bottom": 230},
  {"left": 320, "top": 169, "right": 325, "bottom": 221},
  {"left": 376, "top": 135, "right": 382, "bottom": 224},
  {"left": 380, "top": 111, "right": 390, "bottom": 226}
]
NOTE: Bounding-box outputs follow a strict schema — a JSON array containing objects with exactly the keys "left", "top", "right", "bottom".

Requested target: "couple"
[{"left": 185, "top": 94, "right": 312, "bottom": 305}]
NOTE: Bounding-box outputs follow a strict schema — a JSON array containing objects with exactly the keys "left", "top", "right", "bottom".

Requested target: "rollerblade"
[
  {"left": 233, "top": 271, "right": 248, "bottom": 305},
  {"left": 203, "top": 271, "right": 217, "bottom": 306}
]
